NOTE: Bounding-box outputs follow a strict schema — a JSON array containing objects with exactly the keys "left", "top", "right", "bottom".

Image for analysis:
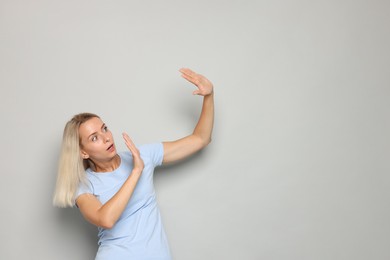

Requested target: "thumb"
[{"left": 192, "top": 90, "right": 200, "bottom": 95}]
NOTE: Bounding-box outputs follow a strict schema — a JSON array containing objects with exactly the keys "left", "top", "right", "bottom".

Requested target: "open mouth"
[{"left": 107, "top": 144, "right": 114, "bottom": 151}]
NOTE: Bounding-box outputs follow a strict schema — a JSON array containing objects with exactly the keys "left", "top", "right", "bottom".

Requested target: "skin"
[
  {"left": 79, "top": 119, "right": 121, "bottom": 172},
  {"left": 76, "top": 68, "right": 214, "bottom": 229}
]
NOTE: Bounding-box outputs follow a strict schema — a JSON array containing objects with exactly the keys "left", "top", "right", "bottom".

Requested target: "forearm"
[
  {"left": 162, "top": 68, "right": 214, "bottom": 164},
  {"left": 97, "top": 169, "right": 141, "bottom": 228},
  {"left": 192, "top": 92, "right": 214, "bottom": 145}
]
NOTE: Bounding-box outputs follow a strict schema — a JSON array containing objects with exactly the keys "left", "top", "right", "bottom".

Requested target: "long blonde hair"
[{"left": 53, "top": 113, "right": 99, "bottom": 208}]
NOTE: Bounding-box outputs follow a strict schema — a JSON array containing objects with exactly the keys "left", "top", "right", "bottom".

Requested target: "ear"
[{"left": 80, "top": 150, "right": 90, "bottom": 159}]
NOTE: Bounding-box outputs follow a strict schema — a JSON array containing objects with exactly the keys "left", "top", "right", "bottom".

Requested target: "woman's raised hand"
[
  {"left": 180, "top": 68, "right": 214, "bottom": 96},
  {"left": 122, "top": 133, "right": 144, "bottom": 173}
]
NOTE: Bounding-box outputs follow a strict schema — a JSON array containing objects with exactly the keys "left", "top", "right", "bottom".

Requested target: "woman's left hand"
[{"left": 180, "top": 68, "right": 214, "bottom": 96}]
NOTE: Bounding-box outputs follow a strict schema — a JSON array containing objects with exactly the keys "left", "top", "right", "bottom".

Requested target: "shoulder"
[
  {"left": 118, "top": 143, "right": 163, "bottom": 167},
  {"left": 74, "top": 177, "right": 95, "bottom": 205},
  {"left": 118, "top": 143, "right": 163, "bottom": 156},
  {"left": 140, "top": 142, "right": 164, "bottom": 167},
  {"left": 139, "top": 142, "right": 163, "bottom": 154}
]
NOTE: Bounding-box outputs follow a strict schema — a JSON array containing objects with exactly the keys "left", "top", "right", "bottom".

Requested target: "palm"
[
  {"left": 180, "top": 68, "right": 214, "bottom": 96},
  {"left": 122, "top": 133, "right": 144, "bottom": 172}
]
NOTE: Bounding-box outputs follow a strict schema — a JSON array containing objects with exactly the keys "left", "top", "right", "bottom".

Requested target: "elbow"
[
  {"left": 205, "top": 137, "right": 212, "bottom": 146},
  {"left": 192, "top": 134, "right": 212, "bottom": 151},
  {"left": 100, "top": 220, "right": 114, "bottom": 230},
  {"left": 200, "top": 136, "right": 212, "bottom": 149},
  {"left": 99, "top": 216, "right": 116, "bottom": 229}
]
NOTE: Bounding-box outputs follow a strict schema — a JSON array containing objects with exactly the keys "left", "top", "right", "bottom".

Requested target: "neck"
[{"left": 92, "top": 154, "right": 121, "bottom": 173}]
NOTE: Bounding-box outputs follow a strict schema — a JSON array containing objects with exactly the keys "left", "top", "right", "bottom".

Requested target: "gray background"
[{"left": 1, "top": 0, "right": 389, "bottom": 259}]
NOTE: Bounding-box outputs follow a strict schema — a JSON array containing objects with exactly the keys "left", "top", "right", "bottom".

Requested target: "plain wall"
[{"left": 1, "top": 0, "right": 389, "bottom": 259}]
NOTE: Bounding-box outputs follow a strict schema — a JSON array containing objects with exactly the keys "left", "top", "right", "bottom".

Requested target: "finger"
[
  {"left": 180, "top": 68, "right": 198, "bottom": 82},
  {"left": 122, "top": 133, "right": 137, "bottom": 152},
  {"left": 179, "top": 68, "right": 195, "bottom": 76},
  {"left": 181, "top": 74, "right": 196, "bottom": 85},
  {"left": 181, "top": 73, "right": 201, "bottom": 88},
  {"left": 122, "top": 133, "right": 133, "bottom": 145}
]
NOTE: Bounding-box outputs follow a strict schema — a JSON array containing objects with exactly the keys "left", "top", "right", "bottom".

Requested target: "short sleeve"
[
  {"left": 139, "top": 142, "right": 164, "bottom": 167},
  {"left": 74, "top": 179, "right": 94, "bottom": 203}
]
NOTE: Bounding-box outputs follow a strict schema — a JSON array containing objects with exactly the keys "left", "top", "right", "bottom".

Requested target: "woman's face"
[{"left": 78, "top": 117, "right": 117, "bottom": 162}]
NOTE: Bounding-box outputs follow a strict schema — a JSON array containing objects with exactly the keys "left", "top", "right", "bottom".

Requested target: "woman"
[{"left": 53, "top": 68, "right": 214, "bottom": 260}]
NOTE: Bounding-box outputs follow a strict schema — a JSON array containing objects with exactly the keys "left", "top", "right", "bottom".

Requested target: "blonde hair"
[{"left": 53, "top": 113, "right": 99, "bottom": 208}]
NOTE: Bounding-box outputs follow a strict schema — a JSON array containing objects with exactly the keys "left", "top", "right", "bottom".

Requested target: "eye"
[
  {"left": 103, "top": 126, "right": 108, "bottom": 132},
  {"left": 91, "top": 136, "right": 97, "bottom": 142}
]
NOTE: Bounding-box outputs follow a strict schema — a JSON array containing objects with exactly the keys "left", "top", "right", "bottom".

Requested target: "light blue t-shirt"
[{"left": 76, "top": 143, "right": 171, "bottom": 260}]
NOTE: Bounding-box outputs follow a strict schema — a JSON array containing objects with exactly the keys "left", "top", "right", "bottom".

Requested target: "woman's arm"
[
  {"left": 163, "top": 68, "right": 214, "bottom": 164},
  {"left": 76, "top": 134, "right": 144, "bottom": 229}
]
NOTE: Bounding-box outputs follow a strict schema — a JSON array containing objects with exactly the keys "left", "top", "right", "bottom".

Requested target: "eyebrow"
[{"left": 87, "top": 123, "right": 106, "bottom": 139}]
